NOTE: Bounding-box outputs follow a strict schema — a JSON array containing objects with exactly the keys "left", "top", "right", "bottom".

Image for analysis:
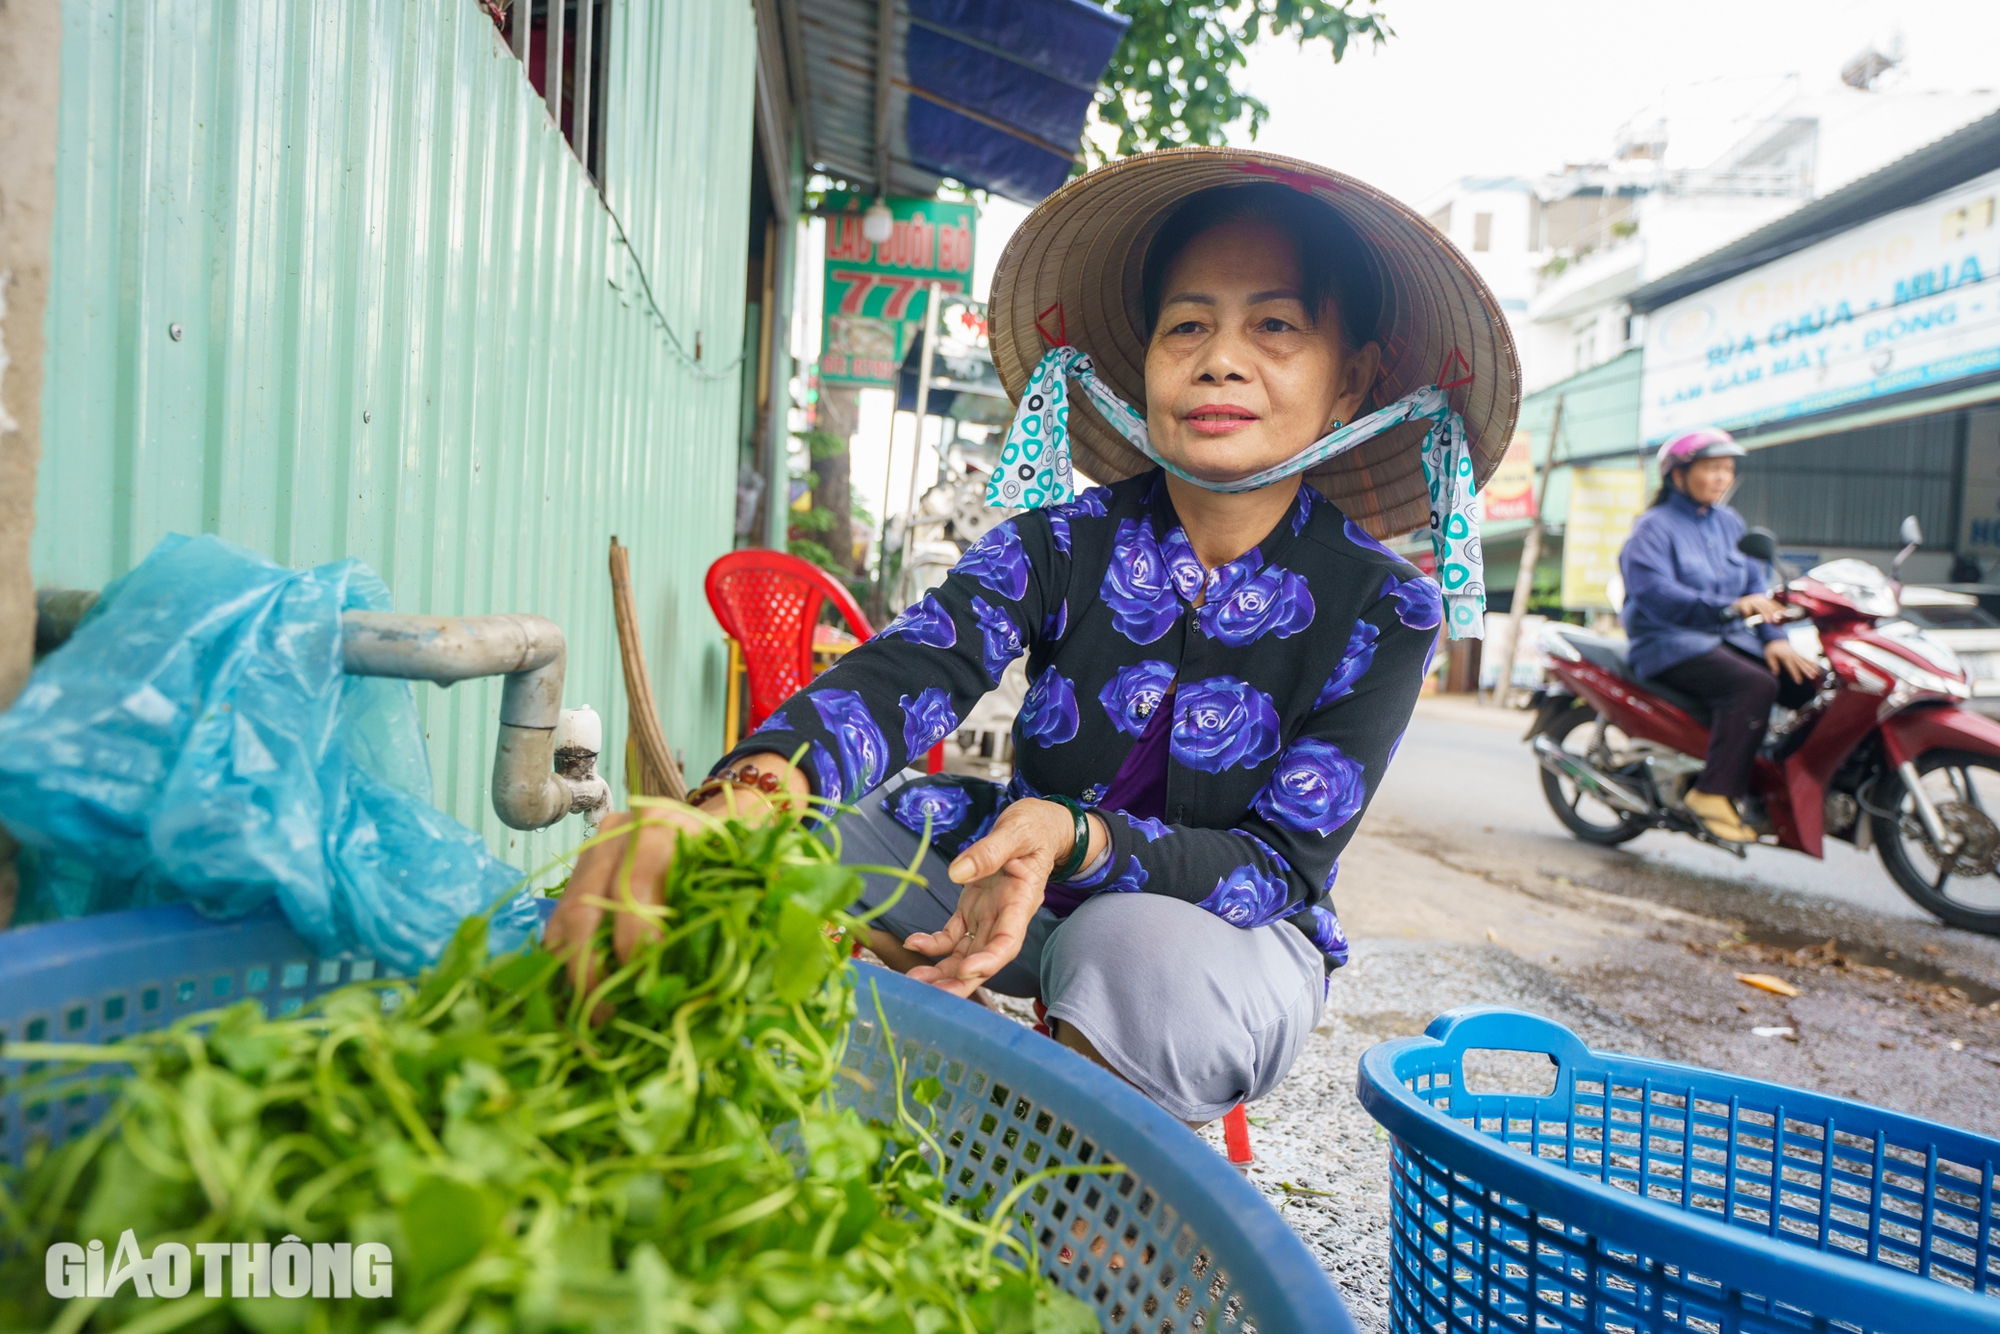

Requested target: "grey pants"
[{"left": 827, "top": 774, "right": 1327, "bottom": 1123}]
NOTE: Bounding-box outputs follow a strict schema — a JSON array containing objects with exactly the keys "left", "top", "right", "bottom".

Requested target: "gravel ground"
[{"left": 1192, "top": 941, "right": 1657, "bottom": 1332}]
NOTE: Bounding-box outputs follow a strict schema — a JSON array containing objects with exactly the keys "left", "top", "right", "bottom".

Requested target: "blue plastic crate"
[
  {"left": 1357, "top": 1006, "right": 2000, "bottom": 1333},
  {"left": 0, "top": 903, "right": 1351, "bottom": 1334}
]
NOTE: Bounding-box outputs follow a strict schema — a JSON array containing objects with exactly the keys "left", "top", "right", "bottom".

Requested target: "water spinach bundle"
[{"left": 0, "top": 807, "right": 1099, "bottom": 1333}]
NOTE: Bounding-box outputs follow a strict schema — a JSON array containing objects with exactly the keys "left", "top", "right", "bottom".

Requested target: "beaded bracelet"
[{"left": 689, "top": 763, "right": 785, "bottom": 808}]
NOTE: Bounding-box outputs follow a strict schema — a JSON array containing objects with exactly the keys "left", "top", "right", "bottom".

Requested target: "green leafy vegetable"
[{"left": 0, "top": 806, "right": 1102, "bottom": 1332}]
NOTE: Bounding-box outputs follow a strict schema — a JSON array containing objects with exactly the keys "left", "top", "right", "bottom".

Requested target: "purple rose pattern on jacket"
[
  {"left": 1198, "top": 563, "right": 1315, "bottom": 646},
  {"left": 1234, "top": 829, "right": 1293, "bottom": 875},
  {"left": 808, "top": 741, "right": 844, "bottom": 803},
  {"left": 1043, "top": 600, "right": 1068, "bottom": 643},
  {"left": 811, "top": 689, "right": 888, "bottom": 797},
  {"left": 708, "top": 468, "right": 1435, "bottom": 976},
  {"left": 1307, "top": 905, "right": 1349, "bottom": 962},
  {"left": 1204, "top": 548, "right": 1262, "bottom": 607},
  {"left": 1052, "top": 485, "right": 1110, "bottom": 520},
  {"left": 878, "top": 595, "right": 956, "bottom": 649},
  {"left": 1109, "top": 855, "right": 1149, "bottom": 893},
  {"left": 1172, "top": 676, "right": 1282, "bottom": 774},
  {"left": 1343, "top": 515, "right": 1400, "bottom": 560},
  {"left": 749, "top": 707, "right": 791, "bottom": 739},
  {"left": 1314, "top": 621, "right": 1380, "bottom": 708},
  {"left": 970, "top": 596, "right": 1023, "bottom": 684},
  {"left": 1097, "top": 659, "right": 1175, "bottom": 737},
  {"left": 1199, "top": 862, "right": 1291, "bottom": 928},
  {"left": 1253, "top": 737, "right": 1366, "bottom": 837},
  {"left": 956, "top": 522, "right": 1029, "bottom": 600},
  {"left": 884, "top": 782, "right": 971, "bottom": 837},
  {"left": 1161, "top": 527, "right": 1205, "bottom": 603},
  {"left": 1101, "top": 519, "right": 1181, "bottom": 643},
  {"left": 900, "top": 687, "right": 958, "bottom": 759},
  {"left": 1384, "top": 573, "right": 1443, "bottom": 631},
  {"left": 1019, "top": 667, "right": 1080, "bottom": 747}
]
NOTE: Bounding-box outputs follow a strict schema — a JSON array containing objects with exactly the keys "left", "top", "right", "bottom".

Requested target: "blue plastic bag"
[{"left": 0, "top": 534, "right": 539, "bottom": 972}]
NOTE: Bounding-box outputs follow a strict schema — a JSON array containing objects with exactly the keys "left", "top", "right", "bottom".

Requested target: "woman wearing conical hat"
[{"left": 550, "top": 148, "right": 1520, "bottom": 1125}]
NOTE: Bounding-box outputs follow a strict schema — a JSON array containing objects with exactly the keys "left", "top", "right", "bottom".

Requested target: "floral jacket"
[{"left": 716, "top": 470, "right": 1438, "bottom": 970}]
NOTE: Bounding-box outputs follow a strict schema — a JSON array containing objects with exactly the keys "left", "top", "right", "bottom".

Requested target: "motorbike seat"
[{"left": 1553, "top": 629, "right": 1713, "bottom": 727}]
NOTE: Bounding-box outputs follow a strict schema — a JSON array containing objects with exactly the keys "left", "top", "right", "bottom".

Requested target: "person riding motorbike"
[{"left": 1617, "top": 427, "right": 1819, "bottom": 842}]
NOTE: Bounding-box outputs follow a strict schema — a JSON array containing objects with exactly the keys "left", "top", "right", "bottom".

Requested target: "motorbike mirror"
[
  {"left": 1899, "top": 515, "right": 1923, "bottom": 546},
  {"left": 1737, "top": 528, "right": 1779, "bottom": 564}
]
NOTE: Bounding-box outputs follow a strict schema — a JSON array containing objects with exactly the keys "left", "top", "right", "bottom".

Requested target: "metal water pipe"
[{"left": 33, "top": 594, "right": 609, "bottom": 831}]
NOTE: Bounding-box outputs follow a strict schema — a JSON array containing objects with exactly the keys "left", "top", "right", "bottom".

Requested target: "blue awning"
[{"left": 777, "top": 0, "right": 1128, "bottom": 206}]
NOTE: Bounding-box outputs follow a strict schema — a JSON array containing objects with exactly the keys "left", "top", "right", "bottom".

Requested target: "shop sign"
[
  {"left": 1479, "top": 431, "right": 1537, "bottom": 521},
  {"left": 1640, "top": 167, "right": 2000, "bottom": 442},
  {"left": 1957, "top": 408, "right": 2000, "bottom": 554},
  {"left": 818, "top": 193, "right": 976, "bottom": 388},
  {"left": 1560, "top": 466, "right": 1647, "bottom": 610},
  {"left": 819, "top": 315, "right": 911, "bottom": 388}
]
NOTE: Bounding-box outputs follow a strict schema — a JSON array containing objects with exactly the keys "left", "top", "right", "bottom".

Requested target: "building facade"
[{"left": 30, "top": 0, "right": 778, "bottom": 878}]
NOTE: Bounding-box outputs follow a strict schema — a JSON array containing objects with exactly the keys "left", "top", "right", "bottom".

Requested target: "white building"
[{"left": 1419, "top": 57, "right": 2000, "bottom": 394}]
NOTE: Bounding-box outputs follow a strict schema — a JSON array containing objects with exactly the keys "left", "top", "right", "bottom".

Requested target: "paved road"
[{"left": 1373, "top": 694, "right": 1932, "bottom": 924}]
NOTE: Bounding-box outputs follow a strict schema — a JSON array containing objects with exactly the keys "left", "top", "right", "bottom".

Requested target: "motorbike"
[{"left": 1524, "top": 517, "right": 2000, "bottom": 935}]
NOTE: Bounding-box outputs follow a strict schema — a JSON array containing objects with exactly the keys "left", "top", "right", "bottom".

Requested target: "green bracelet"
[{"left": 1045, "top": 795, "right": 1092, "bottom": 882}]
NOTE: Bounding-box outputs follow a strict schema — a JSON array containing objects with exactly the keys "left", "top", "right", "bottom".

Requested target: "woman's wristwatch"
[{"left": 1043, "top": 795, "right": 1092, "bottom": 881}]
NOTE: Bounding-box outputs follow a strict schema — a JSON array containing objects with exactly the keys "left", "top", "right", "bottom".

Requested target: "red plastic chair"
[{"left": 706, "top": 550, "right": 876, "bottom": 735}]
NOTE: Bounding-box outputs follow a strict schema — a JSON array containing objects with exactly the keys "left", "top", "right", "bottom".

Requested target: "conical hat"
[{"left": 987, "top": 146, "right": 1522, "bottom": 538}]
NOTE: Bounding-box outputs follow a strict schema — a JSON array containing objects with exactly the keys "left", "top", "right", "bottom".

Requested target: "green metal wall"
[{"left": 35, "top": 0, "right": 760, "bottom": 879}]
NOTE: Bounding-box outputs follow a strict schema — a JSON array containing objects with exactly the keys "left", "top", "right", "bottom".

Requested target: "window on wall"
[
  {"left": 1473, "top": 212, "right": 1493, "bottom": 252},
  {"left": 500, "top": 0, "right": 610, "bottom": 182},
  {"left": 1427, "top": 204, "right": 1452, "bottom": 234}
]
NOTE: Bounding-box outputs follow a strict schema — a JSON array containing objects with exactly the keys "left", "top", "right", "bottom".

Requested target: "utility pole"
[
  {"left": 1487, "top": 395, "right": 1564, "bottom": 706},
  {"left": 896, "top": 282, "right": 943, "bottom": 608}
]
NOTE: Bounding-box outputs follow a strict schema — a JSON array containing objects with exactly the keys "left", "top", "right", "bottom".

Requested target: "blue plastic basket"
[
  {"left": 0, "top": 904, "right": 1351, "bottom": 1334},
  {"left": 1357, "top": 1006, "right": 2000, "bottom": 1333}
]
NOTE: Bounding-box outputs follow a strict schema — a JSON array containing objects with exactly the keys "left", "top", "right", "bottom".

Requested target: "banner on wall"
[
  {"left": 1640, "top": 167, "right": 2000, "bottom": 442},
  {"left": 1561, "top": 467, "right": 1648, "bottom": 610},
  {"left": 818, "top": 193, "right": 977, "bottom": 388},
  {"left": 1479, "top": 431, "right": 1538, "bottom": 521}
]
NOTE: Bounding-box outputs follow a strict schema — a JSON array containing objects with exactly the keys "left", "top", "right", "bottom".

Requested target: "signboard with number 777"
[{"left": 820, "top": 193, "right": 976, "bottom": 388}]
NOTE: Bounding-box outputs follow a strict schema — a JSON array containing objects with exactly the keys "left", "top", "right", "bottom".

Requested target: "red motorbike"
[{"left": 1525, "top": 520, "right": 2000, "bottom": 935}]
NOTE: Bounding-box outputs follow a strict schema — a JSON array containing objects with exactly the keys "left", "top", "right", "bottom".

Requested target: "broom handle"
[{"left": 609, "top": 539, "right": 689, "bottom": 802}]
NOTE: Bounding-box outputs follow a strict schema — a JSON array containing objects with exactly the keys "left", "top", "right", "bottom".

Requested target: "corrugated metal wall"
[
  {"left": 35, "top": 0, "right": 760, "bottom": 880},
  {"left": 1734, "top": 412, "right": 1966, "bottom": 550}
]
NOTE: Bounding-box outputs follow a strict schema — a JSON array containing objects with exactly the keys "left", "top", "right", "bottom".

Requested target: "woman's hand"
[
  {"left": 1765, "top": 639, "right": 1817, "bottom": 685},
  {"left": 1730, "top": 593, "right": 1786, "bottom": 622},
  {"left": 903, "top": 798, "right": 1099, "bottom": 998},
  {"left": 542, "top": 755, "right": 805, "bottom": 1014}
]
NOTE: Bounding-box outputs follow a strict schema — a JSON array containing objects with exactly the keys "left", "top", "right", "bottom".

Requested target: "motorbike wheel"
[
  {"left": 1539, "top": 708, "right": 1648, "bottom": 845},
  {"left": 1874, "top": 750, "right": 2000, "bottom": 935}
]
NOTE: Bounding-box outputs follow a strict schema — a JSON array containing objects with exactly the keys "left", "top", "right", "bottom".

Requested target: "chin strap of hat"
[{"left": 989, "top": 344, "right": 1487, "bottom": 639}]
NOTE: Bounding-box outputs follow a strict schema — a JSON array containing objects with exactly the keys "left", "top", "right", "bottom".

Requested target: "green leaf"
[
  {"left": 399, "top": 1175, "right": 492, "bottom": 1283},
  {"left": 909, "top": 1076, "right": 943, "bottom": 1107},
  {"left": 770, "top": 900, "right": 836, "bottom": 1004},
  {"left": 775, "top": 863, "right": 861, "bottom": 918}
]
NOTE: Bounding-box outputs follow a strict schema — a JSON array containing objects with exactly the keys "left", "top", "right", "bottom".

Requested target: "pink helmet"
[{"left": 1656, "top": 427, "right": 1745, "bottom": 478}]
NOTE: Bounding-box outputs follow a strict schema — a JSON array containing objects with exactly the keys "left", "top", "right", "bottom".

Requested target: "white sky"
[
  {"left": 842, "top": 0, "right": 2000, "bottom": 538},
  {"left": 1239, "top": 0, "right": 2000, "bottom": 205}
]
